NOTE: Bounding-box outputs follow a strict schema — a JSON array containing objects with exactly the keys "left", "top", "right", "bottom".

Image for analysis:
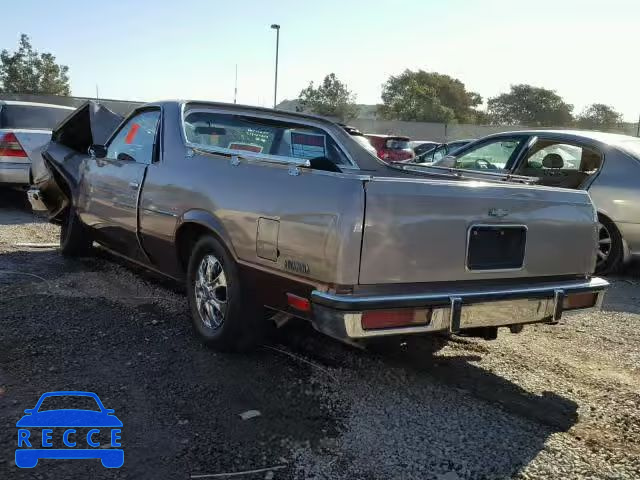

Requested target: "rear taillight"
[
  {"left": 563, "top": 292, "right": 598, "bottom": 311},
  {"left": 0, "top": 132, "right": 28, "bottom": 157},
  {"left": 361, "top": 309, "right": 429, "bottom": 330}
]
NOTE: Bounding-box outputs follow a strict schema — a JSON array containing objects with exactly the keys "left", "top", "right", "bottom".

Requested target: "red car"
[{"left": 365, "top": 134, "right": 415, "bottom": 162}]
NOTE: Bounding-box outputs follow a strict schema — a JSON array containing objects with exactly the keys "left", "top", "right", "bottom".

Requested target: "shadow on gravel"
[
  {"left": 1, "top": 246, "right": 579, "bottom": 479},
  {"left": 0, "top": 188, "right": 37, "bottom": 225},
  {"left": 0, "top": 274, "right": 341, "bottom": 479},
  {"left": 386, "top": 339, "right": 578, "bottom": 430},
  {"left": 275, "top": 322, "right": 580, "bottom": 478},
  {"left": 600, "top": 265, "right": 640, "bottom": 314},
  {"left": 0, "top": 187, "right": 31, "bottom": 210}
]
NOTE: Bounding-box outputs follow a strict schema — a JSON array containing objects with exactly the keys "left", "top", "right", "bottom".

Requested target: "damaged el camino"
[{"left": 29, "top": 100, "right": 608, "bottom": 352}]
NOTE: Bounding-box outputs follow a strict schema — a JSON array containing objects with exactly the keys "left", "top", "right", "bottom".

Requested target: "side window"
[
  {"left": 183, "top": 111, "right": 349, "bottom": 167},
  {"left": 431, "top": 145, "right": 447, "bottom": 162},
  {"left": 524, "top": 143, "right": 585, "bottom": 171},
  {"left": 453, "top": 138, "right": 524, "bottom": 171},
  {"left": 107, "top": 110, "right": 160, "bottom": 164}
]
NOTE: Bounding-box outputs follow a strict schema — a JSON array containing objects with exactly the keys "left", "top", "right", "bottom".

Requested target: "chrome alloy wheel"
[
  {"left": 194, "top": 254, "right": 228, "bottom": 330},
  {"left": 596, "top": 221, "right": 612, "bottom": 269}
]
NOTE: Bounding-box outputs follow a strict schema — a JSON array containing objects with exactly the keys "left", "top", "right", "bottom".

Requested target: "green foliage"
[
  {"left": 576, "top": 103, "right": 622, "bottom": 131},
  {"left": 298, "top": 73, "right": 358, "bottom": 121},
  {"left": 0, "top": 34, "right": 70, "bottom": 95},
  {"left": 487, "top": 84, "right": 573, "bottom": 126},
  {"left": 379, "top": 69, "right": 483, "bottom": 123}
]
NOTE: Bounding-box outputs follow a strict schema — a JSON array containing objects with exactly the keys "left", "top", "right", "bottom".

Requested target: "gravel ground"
[{"left": 0, "top": 189, "right": 638, "bottom": 479}]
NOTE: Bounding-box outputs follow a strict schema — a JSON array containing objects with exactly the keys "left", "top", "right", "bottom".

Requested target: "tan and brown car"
[{"left": 29, "top": 100, "right": 608, "bottom": 352}]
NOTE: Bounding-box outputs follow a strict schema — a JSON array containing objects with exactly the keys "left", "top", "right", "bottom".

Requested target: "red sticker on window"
[
  {"left": 124, "top": 123, "right": 140, "bottom": 144},
  {"left": 228, "top": 143, "right": 263, "bottom": 153}
]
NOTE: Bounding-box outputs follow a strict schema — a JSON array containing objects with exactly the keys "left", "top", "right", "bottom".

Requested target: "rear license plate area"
[{"left": 467, "top": 225, "right": 526, "bottom": 270}]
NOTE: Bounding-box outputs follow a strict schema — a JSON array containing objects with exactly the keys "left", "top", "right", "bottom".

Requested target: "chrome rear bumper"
[
  {"left": 0, "top": 162, "right": 30, "bottom": 185},
  {"left": 310, "top": 277, "right": 608, "bottom": 340}
]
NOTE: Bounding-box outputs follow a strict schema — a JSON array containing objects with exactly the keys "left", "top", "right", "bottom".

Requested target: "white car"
[{"left": 0, "top": 101, "right": 75, "bottom": 186}]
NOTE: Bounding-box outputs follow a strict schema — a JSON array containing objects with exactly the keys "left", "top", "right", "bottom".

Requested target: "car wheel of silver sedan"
[
  {"left": 186, "top": 235, "right": 262, "bottom": 352},
  {"left": 595, "top": 215, "right": 623, "bottom": 275}
]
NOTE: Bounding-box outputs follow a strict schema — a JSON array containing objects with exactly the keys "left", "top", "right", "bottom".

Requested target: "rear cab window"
[
  {"left": 385, "top": 138, "right": 410, "bottom": 150},
  {"left": 0, "top": 104, "right": 73, "bottom": 129},
  {"left": 183, "top": 110, "right": 351, "bottom": 168}
]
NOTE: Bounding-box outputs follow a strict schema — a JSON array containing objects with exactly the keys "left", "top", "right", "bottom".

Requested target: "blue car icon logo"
[{"left": 15, "top": 391, "right": 123, "bottom": 468}]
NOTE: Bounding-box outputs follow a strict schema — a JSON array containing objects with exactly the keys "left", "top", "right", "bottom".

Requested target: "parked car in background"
[
  {"left": 340, "top": 124, "right": 378, "bottom": 156},
  {"left": 432, "top": 130, "right": 640, "bottom": 273},
  {"left": 417, "top": 139, "right": 476, "bottom": 164},
  {"left": 410, "top": 140, "right": 439, "bottom": 158},
  {"left": 0, "top": 101, "right": 75, "bottom": 186},
  {"left": 365, "top": 134, "right": 415, "bottom": 162},
  {"left": 29, "top": 101, "right": 607, "bottom": 353}
]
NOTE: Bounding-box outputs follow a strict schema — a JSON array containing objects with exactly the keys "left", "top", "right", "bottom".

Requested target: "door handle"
[{"left": 129, "top": 181, "right": 139, "bottom": 189}]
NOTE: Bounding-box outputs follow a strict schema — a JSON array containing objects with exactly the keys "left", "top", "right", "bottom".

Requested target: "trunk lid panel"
[{"left": 359, "top": 177, "right": 597, "bottom": 284}]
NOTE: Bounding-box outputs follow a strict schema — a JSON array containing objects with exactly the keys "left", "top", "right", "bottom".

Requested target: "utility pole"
[
  {"left": 234, "top": 64, "right": 238, "bottom": 104},
  {"left": 271, "top": 24, "right": 280, "bottom": 108},
  {"left": 95, "top": 85, "right": 99, "bottom": 100},
  {"left": 637, "top": 113, "right": 640, "bottom": 137}
]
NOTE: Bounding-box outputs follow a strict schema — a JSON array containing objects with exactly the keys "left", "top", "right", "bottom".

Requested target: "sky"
[{"left": 2, "top": 0, "right": 640, "bottom": 121}]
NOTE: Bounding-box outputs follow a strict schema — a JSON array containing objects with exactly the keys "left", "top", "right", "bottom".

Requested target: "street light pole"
[{"left": 271, "top": 24, "right": 280, "bottom": 109}]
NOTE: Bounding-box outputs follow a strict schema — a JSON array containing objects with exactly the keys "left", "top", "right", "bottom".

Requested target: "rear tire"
[
  {"left": 595, "top": 215, "right": 623, "bottom": 275},
  {"left": 60, "top": 206, "right": 93, "bottom": 257},
  {"left": 186, "top": 235, "right": 262, "bottom": 352}
]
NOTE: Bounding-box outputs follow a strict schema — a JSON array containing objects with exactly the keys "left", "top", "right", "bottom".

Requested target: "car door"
[{"left": 78, "top": 108, "right": 161, "bottom": 262}]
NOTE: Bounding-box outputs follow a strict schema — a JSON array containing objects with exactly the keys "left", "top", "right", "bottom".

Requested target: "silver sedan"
[{"left": 433, "top": 130, "right": 640, "bottom": 273}]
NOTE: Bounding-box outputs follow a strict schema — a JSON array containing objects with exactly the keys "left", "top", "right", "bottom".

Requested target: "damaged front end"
[{"left": 28, "top": 101, "right": 123, "bottom": 222}]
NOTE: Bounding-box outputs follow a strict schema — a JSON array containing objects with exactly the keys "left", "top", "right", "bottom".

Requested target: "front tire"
[
  {"left": 186, "top": 235, "right": 262, "bottom": 352},
  {"left": 60, "top": 206, "right": 93, "bottom": 257}
]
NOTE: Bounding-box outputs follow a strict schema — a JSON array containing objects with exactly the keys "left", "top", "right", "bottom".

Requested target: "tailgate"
[{"left": 359, "top": 177, "right": 597, "bottom": 284}]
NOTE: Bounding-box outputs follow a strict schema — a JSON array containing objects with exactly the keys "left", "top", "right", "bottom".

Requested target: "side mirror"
[
  {"left": 89, "top": 144, "right": 107, "bottom": 159},
  {"left": 105, "top": 409, "right": 115, "bottom": 414},
  {"left": 24, "top": 409, "right": 34, "bottom": 414}
]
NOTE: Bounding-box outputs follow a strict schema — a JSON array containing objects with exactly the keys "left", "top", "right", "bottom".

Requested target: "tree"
[
  {"left": 576, "top": 103, "right": 622, "bottom": 131},
  {"left": 379, "top": 69, "right": 483, "bottom": 123},
  {"left": 297, "top": 73, "right": 358, "bottom": 121},
  {"left": 0, "top": 34, "right": 70, "bottom": 95},
  {"left": 487, "top": 84, "right": 573, "bottom": 126}
]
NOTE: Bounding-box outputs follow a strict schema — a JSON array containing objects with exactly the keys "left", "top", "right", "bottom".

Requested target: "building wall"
[{"left": 349, "top": 118, "right": 639, "bottom": 142}]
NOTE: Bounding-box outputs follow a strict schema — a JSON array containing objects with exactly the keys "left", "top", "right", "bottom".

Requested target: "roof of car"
[
  {"left": 0, "top": 100, "right": 75, "bottom": 110},
  {"left": 364, "top": 133, "right": 410, "bottom": 140},
  {"left": 485, "top": 129, "right": 636, "bottom": 144},
  {"left": 147, "top": 100, "right": 343, "bottom": 128}
]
